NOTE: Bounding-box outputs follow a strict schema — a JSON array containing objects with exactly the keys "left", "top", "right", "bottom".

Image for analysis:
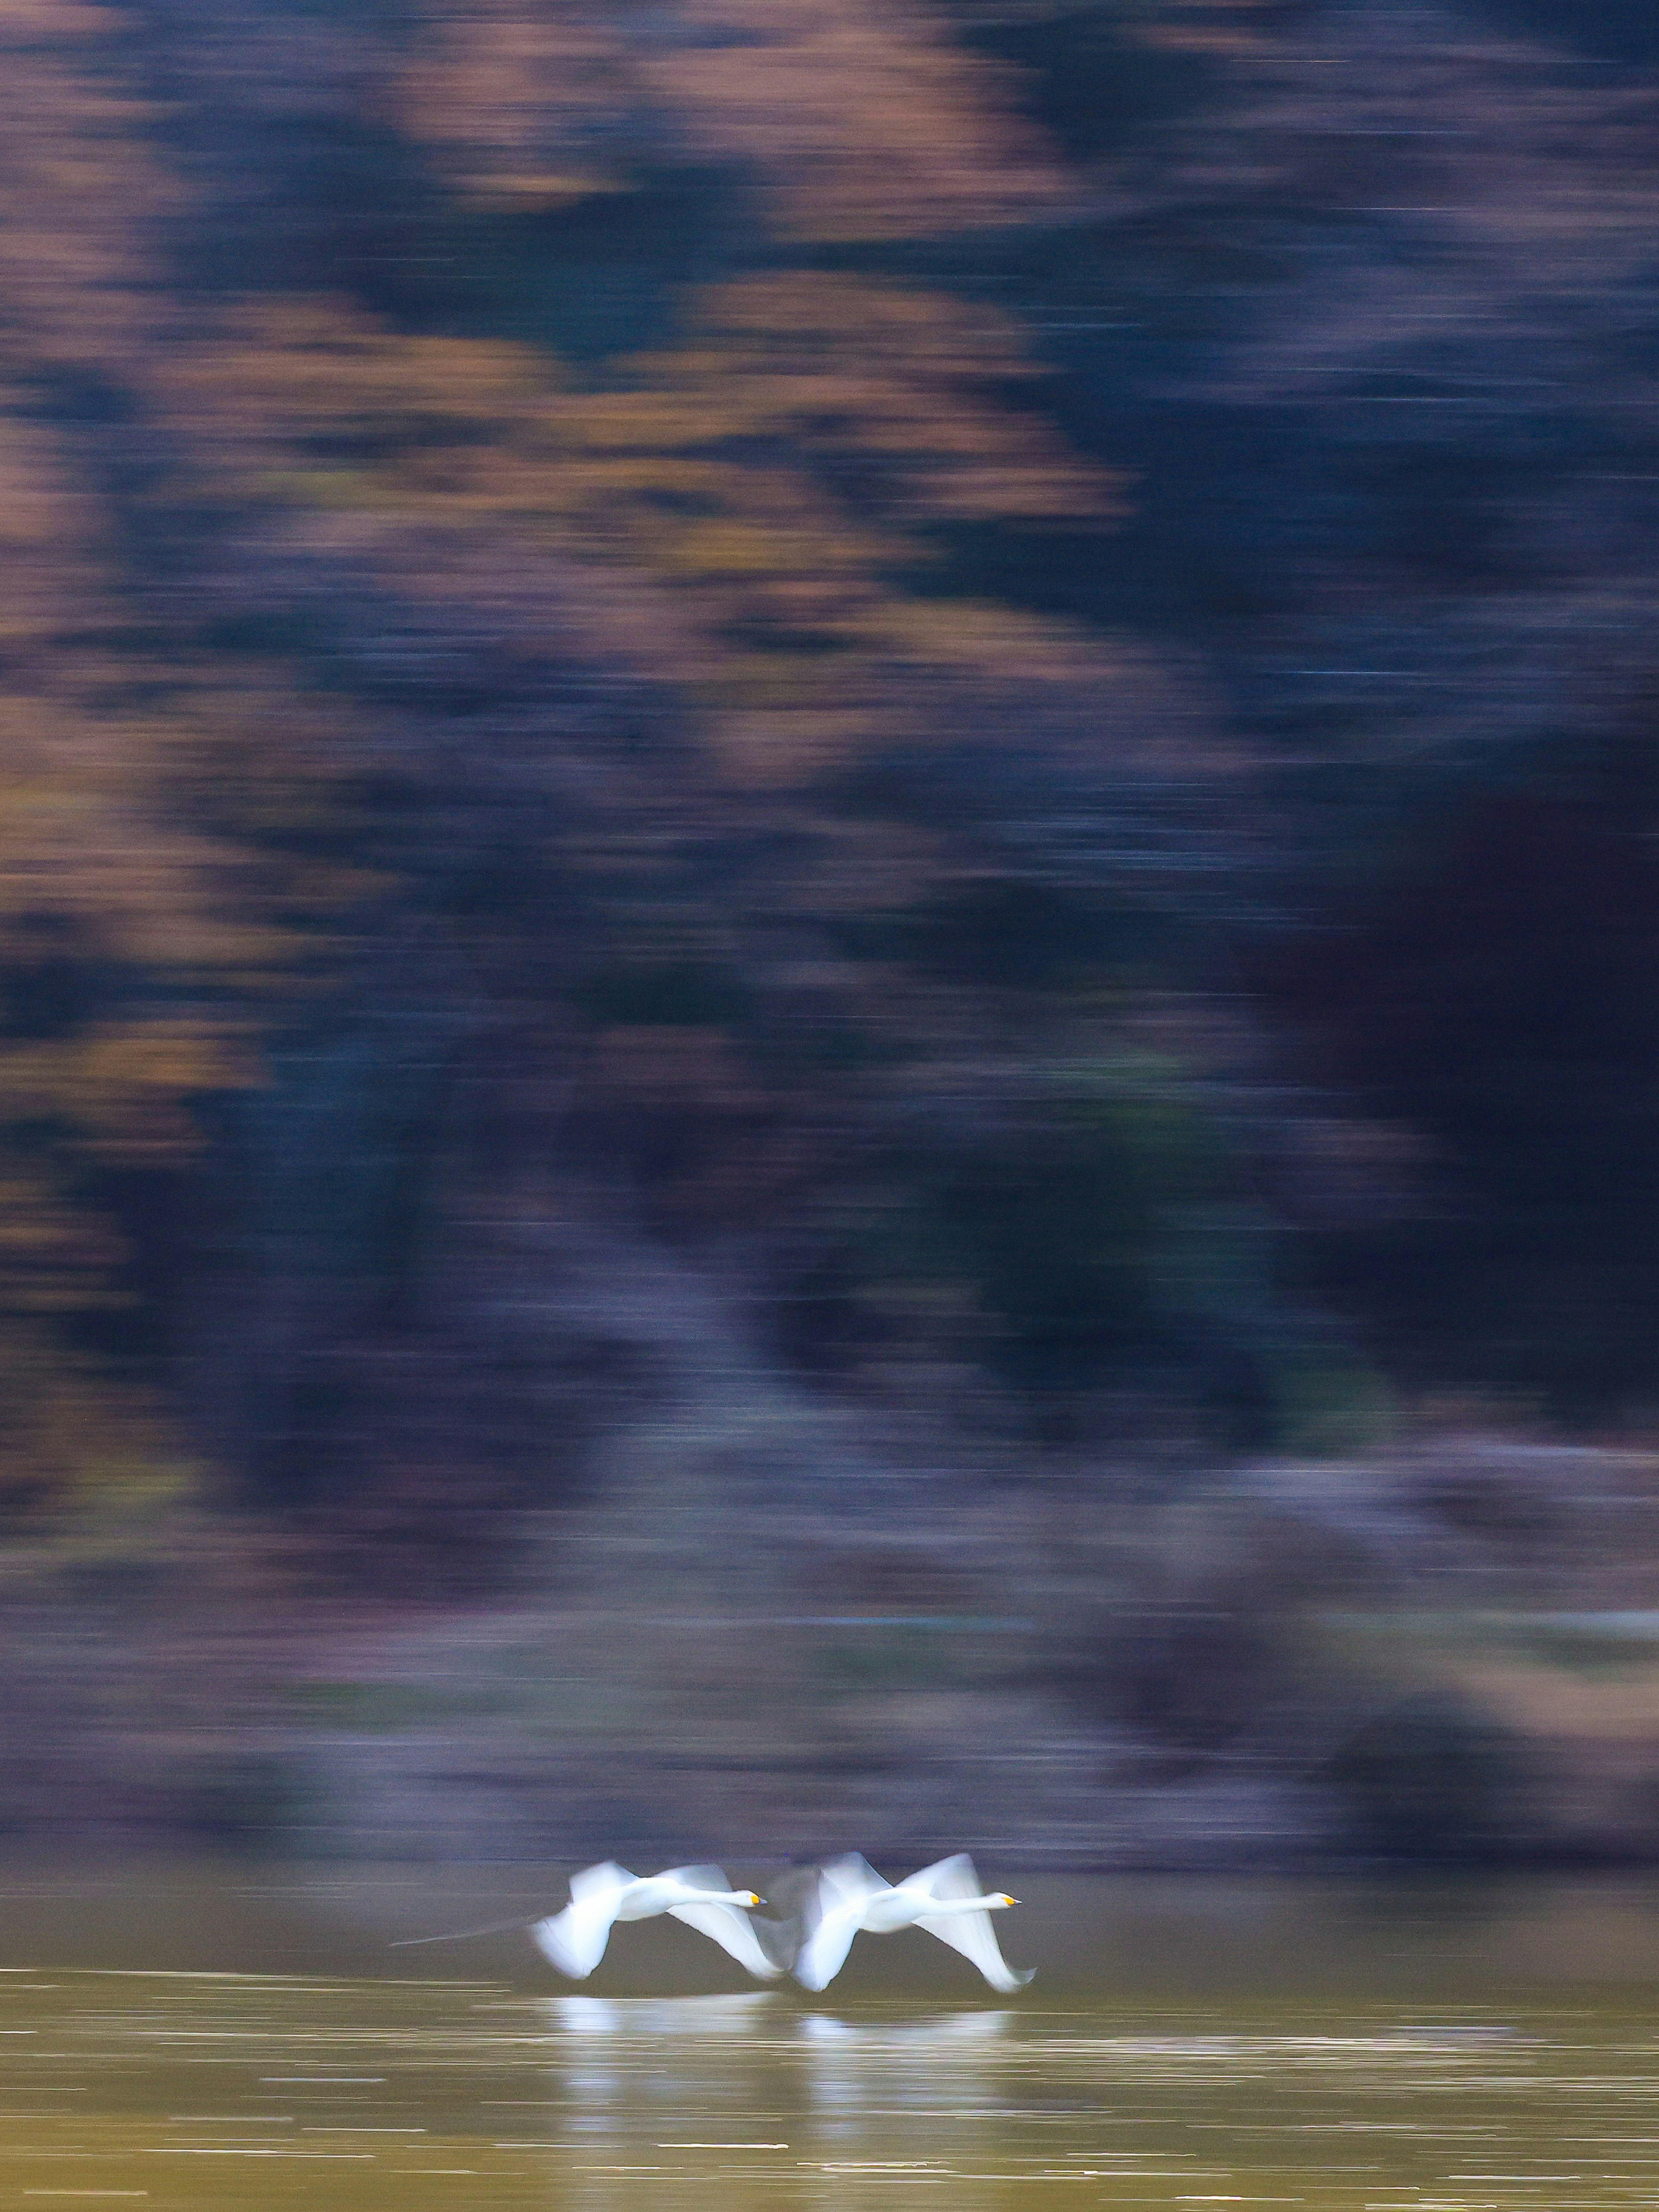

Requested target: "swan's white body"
[
  {"left": 793, "top": 1853, "right": 1033, "bottom": 1993},
  {"left": 531, "top": 1862, "right": 783, "bottom": 1981}
]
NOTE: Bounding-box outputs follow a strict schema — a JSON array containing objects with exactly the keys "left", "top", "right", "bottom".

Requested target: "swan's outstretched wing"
[
  {"left": 531, "top": 1861, "right": 633, "bottom": 1979},
  {"left": 818, "top": 1853, "right": 889, "bottom": 1902},
  {"left": 794, "top": 1885, "right": 867, "bottom": 1991},
  {"left": 902, "top": 1855, "right": 1034, "bottom": 1989},
  {"left": 902, "top": 1853, "right": 981, "bottom": 1901},
  {"left": 570, "top": 1859, "right": 636, "bottom": 1903},
  {"left": 912, "top": 1907, "right": 1034, "bottom": 1993},
  {"left": 661, "top": 1863, "right": 732, "bottom": 1892},
  {"left": 667, "top": 1899, "right": 785, "bottom": 1979},
  {"left": 792, "top": 1857, "right": 887, "bottom": 1992}
]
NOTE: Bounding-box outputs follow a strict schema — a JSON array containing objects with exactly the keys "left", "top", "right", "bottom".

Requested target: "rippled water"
[{"left": 1, "top": 1866, "right": 1658, "bottom": 2209}]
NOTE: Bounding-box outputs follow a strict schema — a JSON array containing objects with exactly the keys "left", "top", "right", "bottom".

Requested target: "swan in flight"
[
  {"left": 793, "top": 1853, "right": 1033, "bottom": 1993},
  {"left": 531, "top": 1862, "right": 785, "bottom": 1981}
]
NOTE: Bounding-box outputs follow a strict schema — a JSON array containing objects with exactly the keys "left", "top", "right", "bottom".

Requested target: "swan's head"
[
  {"left": 994, "top": 1893, "right": 1018, "bottom": 1908},
  {"left": 741, "top": 1891, "right": 763, "bottom": 1907}
]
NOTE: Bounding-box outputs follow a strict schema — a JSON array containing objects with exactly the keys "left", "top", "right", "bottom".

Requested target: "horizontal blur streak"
[{"left": 0, "top": 0, "right": 1657, "bottom": 1867}]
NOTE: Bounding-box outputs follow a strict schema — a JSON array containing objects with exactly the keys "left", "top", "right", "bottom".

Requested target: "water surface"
[{"left": 0, "top": 1866, "right": 1657, "bottom": 2209}]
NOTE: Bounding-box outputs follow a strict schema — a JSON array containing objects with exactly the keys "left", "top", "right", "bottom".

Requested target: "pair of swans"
[{"left": 527, "top": 1854, "right": 1032, "bottom": 1993}]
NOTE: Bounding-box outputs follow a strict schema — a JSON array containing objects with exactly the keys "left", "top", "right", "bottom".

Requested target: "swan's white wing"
[
  {"left": 530, "top": 1902, "right": 613, "bottom": 1978},
  {"left": 818, "top": 1853, "right": 889, "bottom": 1901},
  {"left": 667, "top": 1899, "right": 785, "bottom": 1979},
  {"left": 793, "top": 1885, "right": 867, "bottom": 1991},
  {"left": 791, "top": 1855, "right": 890, "bottom": 1990},
  {"left": 568, "top": 1859, "right": 636, "bottom": 1902},
  {"left": 912, "top": 1907, "right": 1034, "bottom": 1993},
  {"left": 658, "top": 1862, "right": 790, "bottom": 1972},
  {"left": 901, "top": 1853, "right": 981, "bottom": 1901},
  {"left": 531, "top": 1862, "right": 633, "bottom": 1978},
  {"left": 660, "top": 1863, "right": 731, "bottom": 1891}
]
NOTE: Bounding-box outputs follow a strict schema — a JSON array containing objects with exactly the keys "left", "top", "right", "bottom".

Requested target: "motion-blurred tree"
[{"left": 0, "top": 0, "right": 1395, "bottom": 1531}]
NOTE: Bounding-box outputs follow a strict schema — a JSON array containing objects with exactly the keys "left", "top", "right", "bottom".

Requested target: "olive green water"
[{"left": 3, "top": 1867, "right": 1659, "bottom": 2211}]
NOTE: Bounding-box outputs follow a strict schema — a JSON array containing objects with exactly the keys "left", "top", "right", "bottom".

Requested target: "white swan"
[
  {"left": 793, "top": 1853, "right": 1033, "bottom": 1993},
  {"left": 531, "top": 1862, "right": 785, "bottom": 1981}
]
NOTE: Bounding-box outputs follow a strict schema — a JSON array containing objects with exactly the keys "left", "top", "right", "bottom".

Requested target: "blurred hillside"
[{"left": 3, "top": 0, "right": 1659, "bottom": 1861}]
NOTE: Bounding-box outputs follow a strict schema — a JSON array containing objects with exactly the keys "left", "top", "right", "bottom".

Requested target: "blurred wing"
[
  {"left": 667, "top": 1899, "right": 785, "bottom": 1979},
  {"left": 902, "top": 1853, "right": 980, "bottom": 1901},
  {"left": 532, "top": 1862, "right": 633, "bottom": 1978},
  {"left": 570, "top": 1860, "right": 636, "bottom": 1902},
  {"left": 790, "top": 1855, "right": 890, "bottom": 1989},
  {"left": 818, "top": 1853, "right": 889, "bottom": 1902},
  {"left": 660, "top": 1863, "right": 733, "bottom": 1892},
  {"left": 913, "top": 1907, "right": 1034, "bottom": 1993},
  {"left": 750, "top": 1913, "right": 800, "bottom": 1974},
  {"left": 794, "top": 1887, "right": 866, "bottom": 1991}
]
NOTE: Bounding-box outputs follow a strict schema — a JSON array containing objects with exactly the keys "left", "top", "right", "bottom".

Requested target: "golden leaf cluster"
[
  {"left": 393, "top": 0, "right": 1068, "bottom": 236},
  {"left": 0, "top": 0, "right": 1143, "bottom": 1519},
  {"left": 151, "top": 272, "right": 1121, "bottom": 776}
]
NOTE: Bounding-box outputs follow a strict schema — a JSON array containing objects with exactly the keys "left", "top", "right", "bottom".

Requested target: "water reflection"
[
  {"left": 797, "top": 2009, "right": 1011, "bottom": 2123},
  {"left": 552, "top": 1994, "right": 775, "bottom": 2036},
  {"left": 536, "top": 2001, "right": 1025, "bottom": 2208},
  {"left": 797, "top": 2008, "right": 1015, "bottom": 2204},
  {"left": 0, "top": 1872, "right": 1655, "bottom": 2210}
]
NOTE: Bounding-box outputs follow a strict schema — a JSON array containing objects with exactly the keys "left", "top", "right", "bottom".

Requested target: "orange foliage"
[
  {"left": 0, "top": 0, "right": 1148, "bottom": 1520},
  {"left": 640, "top": 0, "right": 1068, "bottom": 240},
  {"left": 0, "top": 3, "right": 184, "bottom": 373},
  {"left": 149, "top": 273, "right": 1121, "bottom": 777},
  {"left": 0, "top": 6, "right": 299, "bottom": 1521},
  {"left": 393, "top": 0, "right": 1067, "bottom": 237},
  {"left": 392, "top": 2, "right": 637, "bottom": 210}
]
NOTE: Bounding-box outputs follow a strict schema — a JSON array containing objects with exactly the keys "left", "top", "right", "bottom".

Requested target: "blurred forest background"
[{"left": 6, "top": 0, "right": 1659, "bottom": 1868}]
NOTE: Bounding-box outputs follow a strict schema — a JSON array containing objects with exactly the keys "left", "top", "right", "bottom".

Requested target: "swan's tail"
[{"left": 390, "top": 1914, "right": 536, "bottom": 1948}]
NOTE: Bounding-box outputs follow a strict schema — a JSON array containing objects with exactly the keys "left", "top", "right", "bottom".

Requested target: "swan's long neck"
[{"left": 921, "top": 1894, "right": 1004, "bottom": 1915}]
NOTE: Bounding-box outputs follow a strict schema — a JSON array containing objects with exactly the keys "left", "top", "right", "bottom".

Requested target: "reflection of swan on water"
[
  {"left": 552, "top": 1993, "right": 776, "bottom": 2036},
  {"left": 545, "top": 1995, "right": 781, "bottom": 2164},
  {"left": 799, "top": 2010, "right": 1013, "bottom": 2044},
  {"left": 532, "top": 1863, "right": 786, "bottom": 1980},
  {"left": 798, "top": 2009, "right": 1015, "bottom": 2136},
  {"left": 795, "top": 1855, "right": 1034, "bottom": 1992}
]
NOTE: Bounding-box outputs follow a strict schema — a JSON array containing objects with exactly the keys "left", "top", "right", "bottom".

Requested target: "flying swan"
[
  {"left": 793, "top": 1853, "right": 1033, "bottom": 1992},
  {"left": 531, "top": 1861, "right": 786, "bottom": 1981}
]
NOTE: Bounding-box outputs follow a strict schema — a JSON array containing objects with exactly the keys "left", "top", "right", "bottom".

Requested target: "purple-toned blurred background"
[{"left": 4, "top": 0, "right": 1659, "bottom": 1870}]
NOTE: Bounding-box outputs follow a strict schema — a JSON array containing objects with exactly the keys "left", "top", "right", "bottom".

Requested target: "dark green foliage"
[
  {"left": 802, "top": 1061, "right": 1296, "bottom": 1435},
  {"left": 923, "top": 1082, "right": 1241, "bottom": 1387}
]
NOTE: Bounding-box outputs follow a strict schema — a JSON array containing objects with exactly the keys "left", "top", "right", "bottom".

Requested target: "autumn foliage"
[{"left": 4, "top": 0, "right": 1657, "bottom": 1542}]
